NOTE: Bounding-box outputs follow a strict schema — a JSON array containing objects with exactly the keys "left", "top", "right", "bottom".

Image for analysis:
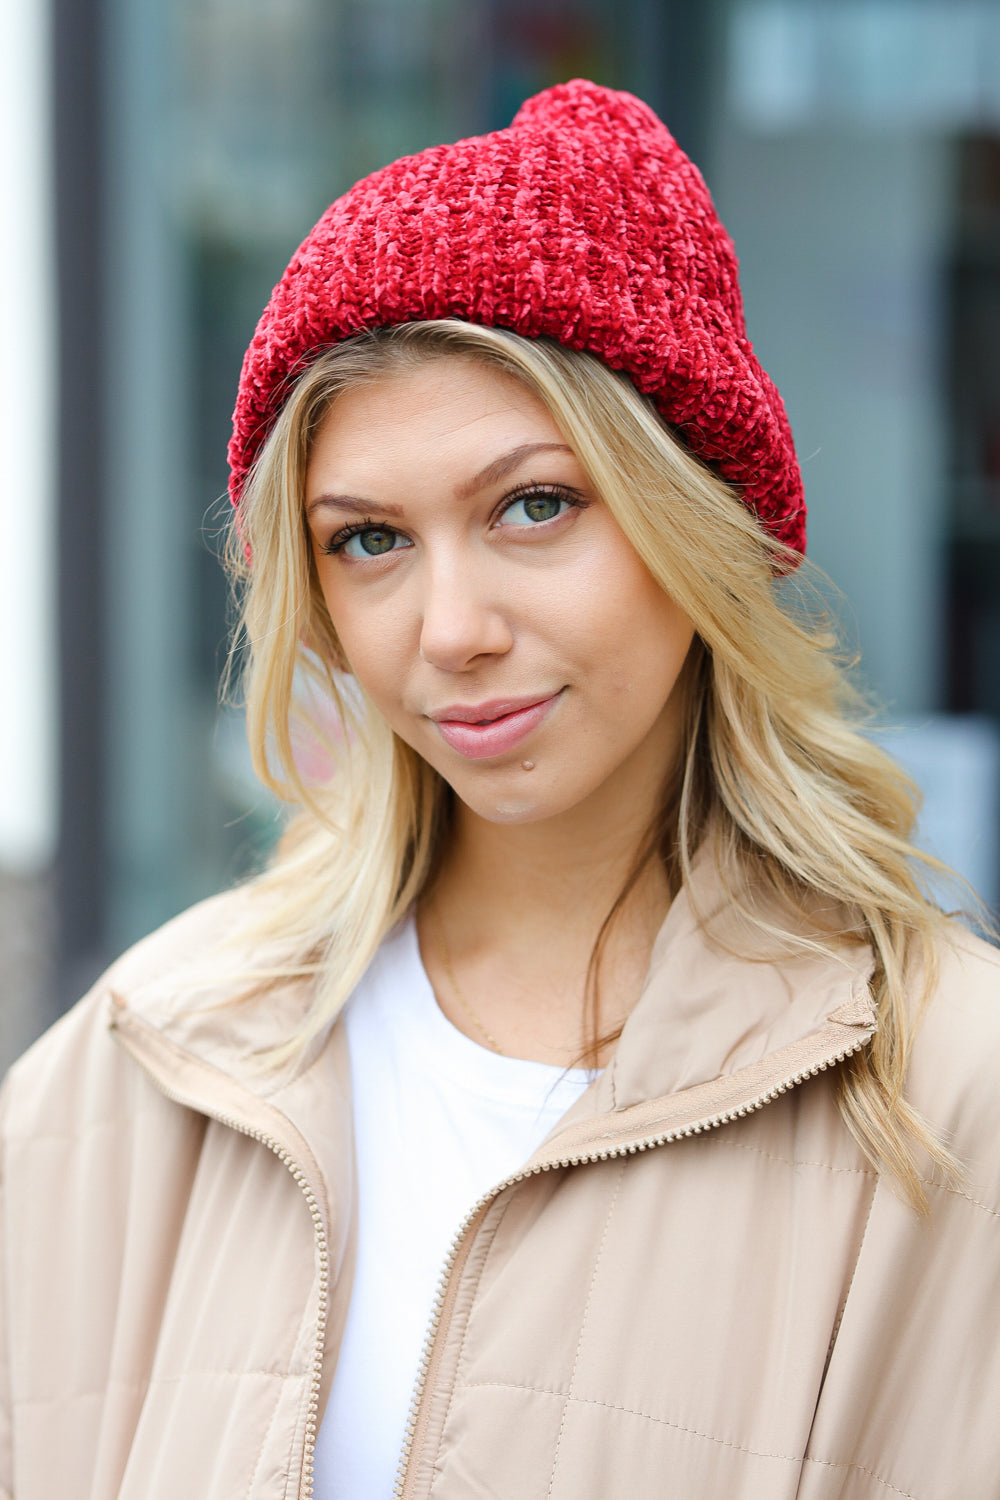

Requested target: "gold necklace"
[{"left": 431, "top": 910, "right": 505, "bottom": 1056}]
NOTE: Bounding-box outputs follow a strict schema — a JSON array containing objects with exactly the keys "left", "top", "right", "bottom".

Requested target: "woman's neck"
[{"left": 418, "top": 771, "right": 674, "bottom": 1067}]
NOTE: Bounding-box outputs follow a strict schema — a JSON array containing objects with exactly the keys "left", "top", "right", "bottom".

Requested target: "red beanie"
[{"left": 228, "top": 79, "right": 806, "bottom": 556}]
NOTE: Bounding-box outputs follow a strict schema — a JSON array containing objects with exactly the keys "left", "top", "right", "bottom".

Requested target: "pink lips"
[{"left": 431, "top": 692, "right": 562, "bottom": 760}]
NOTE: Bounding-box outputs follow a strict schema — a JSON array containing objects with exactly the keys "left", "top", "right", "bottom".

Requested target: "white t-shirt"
[{"left": 314, "top": 915, "right": 597, "bottom": 1499}]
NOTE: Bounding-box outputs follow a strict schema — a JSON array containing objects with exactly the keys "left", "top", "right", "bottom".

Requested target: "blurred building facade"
[{"left": 1, "top": 0, "right": 998, "bottom": 1068}]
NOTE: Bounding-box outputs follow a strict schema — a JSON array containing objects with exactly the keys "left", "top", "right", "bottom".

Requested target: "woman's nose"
[{"left": 417, "top": 562, "right": 514, "bottom": 671}]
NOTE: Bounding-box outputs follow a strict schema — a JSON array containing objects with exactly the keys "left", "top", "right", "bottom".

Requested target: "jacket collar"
[
  {"left": 107, "top": 847, "right": 875, "bottom": 1127},
  {"left": 604, "top": 849, "right": 875, "bottom": 1112}
]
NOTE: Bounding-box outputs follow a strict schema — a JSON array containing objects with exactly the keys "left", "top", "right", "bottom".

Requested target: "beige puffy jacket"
[{"left": 1, "top": 863, "right": 999, "bottom": 1500}]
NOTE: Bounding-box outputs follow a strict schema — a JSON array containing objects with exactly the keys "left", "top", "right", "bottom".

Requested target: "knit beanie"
[{"left": 229, "top": 79, "right": 806, "bottom": 556}]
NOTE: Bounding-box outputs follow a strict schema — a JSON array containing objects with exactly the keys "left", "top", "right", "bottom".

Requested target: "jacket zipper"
[
  {"left": 391, "top": 1024, "right": 874, "bottom": 1500},
  {"left": 109, "top": 1041, "right": 329, "bottom": 1500}
]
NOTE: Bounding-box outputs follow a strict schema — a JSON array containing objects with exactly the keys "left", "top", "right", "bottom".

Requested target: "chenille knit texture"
[{"left": 228, "top": 79, "right": 806, "bottom": 555}]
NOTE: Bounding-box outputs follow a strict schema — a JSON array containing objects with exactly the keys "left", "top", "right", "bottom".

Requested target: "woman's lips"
[{"left": 432, "top": 692, "right": 562, "bottom": 760}]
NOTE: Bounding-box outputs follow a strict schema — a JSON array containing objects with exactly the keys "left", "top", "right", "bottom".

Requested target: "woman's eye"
[
  {"left": 500, "top": 491, "right": 572, "bottom": 527},
  {"left": 339, "top": 526, "right": 410, "bottom": 558}
]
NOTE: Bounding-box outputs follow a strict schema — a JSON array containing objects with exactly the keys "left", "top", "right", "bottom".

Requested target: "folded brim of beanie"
[{"left": 227, "top": 78, "right": 806, "bottom": 559}]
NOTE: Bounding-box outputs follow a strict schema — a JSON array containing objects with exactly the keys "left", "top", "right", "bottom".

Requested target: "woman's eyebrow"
[
  {"left": 306, "top": 493, "right": 405, "bottom": 519},
  {"left": 455, "top": 442, "right": 573, "bottom": 500},
  {"left": 306, "top": 441, "right": 573, "bottom": 519}
]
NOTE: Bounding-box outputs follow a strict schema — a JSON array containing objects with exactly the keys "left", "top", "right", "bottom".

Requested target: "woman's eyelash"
[
  {"left": 320, "top": 483, "right": 585, "bottom": 556},
  {"left": 322, "top": 518, "right": 387, "bottom": 555},
  {"left": 497, "top": 481, "right": 585, "bottom": 516}
]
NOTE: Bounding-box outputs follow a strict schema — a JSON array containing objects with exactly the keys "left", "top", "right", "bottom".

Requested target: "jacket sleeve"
[{"left": 0, "top": 1080, "right": 13, "bottom": 1499}]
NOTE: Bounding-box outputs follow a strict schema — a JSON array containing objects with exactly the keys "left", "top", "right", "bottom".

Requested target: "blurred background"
[{"left": 2, "top": 0, "right": 999, "bottom": 1071}]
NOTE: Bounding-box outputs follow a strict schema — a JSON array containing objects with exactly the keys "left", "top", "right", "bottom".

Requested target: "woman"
[{"left": 2, "top": 80, "right": 999, "bottom": 1500}]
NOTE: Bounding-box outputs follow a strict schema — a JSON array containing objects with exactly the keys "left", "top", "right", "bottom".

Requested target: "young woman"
[{"left": 2, "top": 80, "right": 999, "bottom": 1500}]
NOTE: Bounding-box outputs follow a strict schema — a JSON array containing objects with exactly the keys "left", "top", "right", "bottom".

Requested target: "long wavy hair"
[{"left": 225, "top": 318, "right": 961, "bottom": 1213}]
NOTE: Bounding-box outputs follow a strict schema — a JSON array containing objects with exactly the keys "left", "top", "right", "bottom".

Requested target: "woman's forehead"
[{"left": 307, "top": 358, "right": 571, "bottom": 478}]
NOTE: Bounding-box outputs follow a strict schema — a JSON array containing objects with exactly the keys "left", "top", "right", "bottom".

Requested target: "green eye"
[
  {"left": 502, "top": 491, "right": 570, "bottom": 526},
  {"left": 342, "top": 526, "right": 406, "bottom": 557},
  {"left": 525, "top": 495, "right": 561, "bottom": 522}
]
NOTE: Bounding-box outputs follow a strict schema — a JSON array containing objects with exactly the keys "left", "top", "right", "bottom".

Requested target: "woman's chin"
[{"left": 441, "top": 764, "right": 594, "bottom": 828}]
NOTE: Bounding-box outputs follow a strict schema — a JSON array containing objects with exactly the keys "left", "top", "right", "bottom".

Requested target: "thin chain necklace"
[{"left": 430, "top": 909, "right": 505, "bottom": 1056}]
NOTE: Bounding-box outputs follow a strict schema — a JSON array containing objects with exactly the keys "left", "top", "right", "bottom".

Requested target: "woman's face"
[{"left": 305, "top": 357, "right": 696, "bottom": 825}]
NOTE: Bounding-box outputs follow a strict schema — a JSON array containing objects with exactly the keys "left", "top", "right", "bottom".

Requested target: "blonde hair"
[{"left": 227, "top": 319, "right": 961, "bottom": 1212}]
